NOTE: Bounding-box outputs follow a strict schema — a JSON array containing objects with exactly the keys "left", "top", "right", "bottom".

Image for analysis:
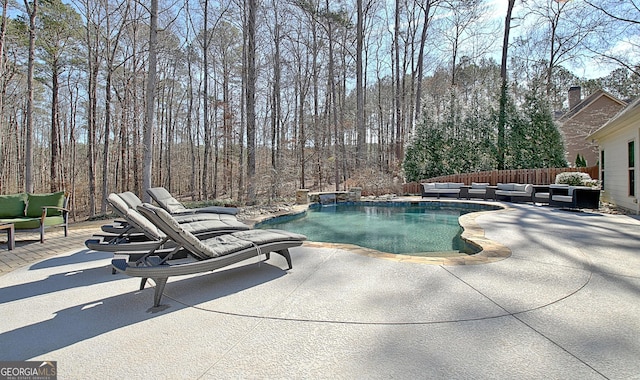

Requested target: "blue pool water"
[{"left": 257, "top": 202, "right": 498, "bottom": 255}]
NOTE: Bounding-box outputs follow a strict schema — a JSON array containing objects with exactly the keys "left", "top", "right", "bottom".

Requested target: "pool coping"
[{"left": 246, "top": 199, "right": 513, "bottom": 265}]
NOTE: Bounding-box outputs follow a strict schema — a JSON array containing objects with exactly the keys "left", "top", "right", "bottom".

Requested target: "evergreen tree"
[
  {"left": 507, "top": 89, "right": 566, "bottom": 169},
  {"left": 493, "top": 89, "right": 524, "bottom": 168},
  {"left": 403, "top": 112, "right": 448, "bottom": 182},
  {"left": 403, "top": 101, "right": 497, "bottom": 182},
  {"left": 575, "top": 153, "right": 587, "bottom": 167}
]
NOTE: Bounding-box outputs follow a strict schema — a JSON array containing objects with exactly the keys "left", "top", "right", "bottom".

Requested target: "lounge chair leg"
[
  {"left": 152, "top": 277, "right": 168, "bottom": 307},
  {"left": 274, "top": 249, "right": 292, "bottom": 270},
  {"left": 140, "top": 278, "right": 148, "bottom": 290}
]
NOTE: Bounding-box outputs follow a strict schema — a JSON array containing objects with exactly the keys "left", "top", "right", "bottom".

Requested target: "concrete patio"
[{"left": 0, "top": 202, "right": 639, "bottom": 379}]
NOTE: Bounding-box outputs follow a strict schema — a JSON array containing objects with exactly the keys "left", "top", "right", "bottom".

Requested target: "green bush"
[{"left": 555, "top": 172, "right": 593, "bottom": 186}]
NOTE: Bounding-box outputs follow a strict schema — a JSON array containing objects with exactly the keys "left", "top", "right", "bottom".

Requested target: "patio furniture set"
[
  {"left": 86, "top": 187, "right": 306, "bottom": 307},
  {"left": 0, "top": 191, "right": 69, "bottom": 250},
  {"left": 421, "top": 182, "right": 601, "bottom": 209}
]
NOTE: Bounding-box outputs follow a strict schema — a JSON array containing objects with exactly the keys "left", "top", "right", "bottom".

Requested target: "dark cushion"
[
  {"left": 0, "top": 193, "right": 27, "bottom": 218},
  {"left": 26, "top": 191, "right": 66, "bottom": 217}
]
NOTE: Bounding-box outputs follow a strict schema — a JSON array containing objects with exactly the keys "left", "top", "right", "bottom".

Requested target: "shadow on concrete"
[{"left": 0, "top": 259, "right": 288, "bottom": 360}]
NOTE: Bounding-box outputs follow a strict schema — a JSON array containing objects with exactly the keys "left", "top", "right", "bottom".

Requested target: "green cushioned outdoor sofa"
[{"left": 0, "top": 191, "right": 69, "bottom": 243}]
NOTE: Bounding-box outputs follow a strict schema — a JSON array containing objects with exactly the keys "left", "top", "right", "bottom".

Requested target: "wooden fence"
[{"left": 402, "top": 166, "right": 599, "bottom": 194}]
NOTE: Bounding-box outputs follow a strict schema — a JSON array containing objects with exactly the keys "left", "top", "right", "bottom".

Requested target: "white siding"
[{"left": 600, "top": 126, "right": 640, "bottom": 213}]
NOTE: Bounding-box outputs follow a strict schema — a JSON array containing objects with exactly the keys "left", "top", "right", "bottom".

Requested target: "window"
[
  {"left": 629, "top": 141, "right": 635, "bottom": 197},
  {"left": 600, "top": 149, "right": 605, "bottom": 190}
]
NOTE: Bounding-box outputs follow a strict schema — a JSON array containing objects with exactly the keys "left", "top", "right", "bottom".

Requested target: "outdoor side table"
[
  {"left": 485, "top": 186, "right": 497, "bottom": 201},
  {"left": 0, "top": 223, "right": 15, "bottom": 250},
  {"left": 458, "top": 186, "right": 470, "bottom": 199}
]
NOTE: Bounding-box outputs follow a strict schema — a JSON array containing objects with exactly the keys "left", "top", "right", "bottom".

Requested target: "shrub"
[{"left": 555, "top": 172, "right": 594, "bottom": 186}]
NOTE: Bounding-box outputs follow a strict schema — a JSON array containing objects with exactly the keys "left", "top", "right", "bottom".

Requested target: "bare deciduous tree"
[{"left": 23, "top": 0, "right": 37, "bottom": 193}]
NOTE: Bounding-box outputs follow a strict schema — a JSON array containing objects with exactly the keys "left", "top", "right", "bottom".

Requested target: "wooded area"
[{"left": 0, "top": 0, "right": 638, "bottom": 220}]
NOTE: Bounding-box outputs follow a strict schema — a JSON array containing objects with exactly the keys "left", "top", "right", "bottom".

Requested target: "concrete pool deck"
[{"left": 0, "top": 201, "right": 639, "bottom": 378}]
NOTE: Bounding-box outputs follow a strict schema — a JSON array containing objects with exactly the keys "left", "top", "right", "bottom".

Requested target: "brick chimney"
[{"left": 568, "top": 86, "right": 581, "bottom": 110}]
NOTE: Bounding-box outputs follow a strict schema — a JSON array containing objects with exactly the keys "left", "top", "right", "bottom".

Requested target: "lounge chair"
[
  {"left": 119, "top": 191, "right": 249, "bottom": 232},
  {"left": 147, "top": 187, "right": 239, "bottom": 215},
  {"left": 85, "top": 192, "right": 250, "bottom": 254},
  {"left": 112, "top": 203, "right": 306, "bottom": 307}
]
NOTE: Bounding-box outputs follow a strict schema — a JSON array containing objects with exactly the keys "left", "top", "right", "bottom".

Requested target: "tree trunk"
[
  {"left": 326, "top": 0, "right": 340, "bottom": 191},
  {"left": 246, "top": 0, "right": 257, "bottom": 204},
  {"left": 498, "top": 0, "right": 515, "bottom": 170},
  {"left": 415, "top": 1, "right": 433, "bottom": 128},
  {"left": 143, "top": 0, "right": 158, "bottom": 202},
  {"left": 88, "top": 18, "right": 98, "bottom": 215},
  {"left": 50, "top": 62, "right": 60, "bottom": 192},
  {"left": 201, "top": 0, "right": 210, "bottom": 200},
  {"left": 23, "top": 0, "right": 37, "bottom": 193},
  {"left": 0, "top": 0, "right": 7, "bottom": 174},
  {"left": 270, "top": 19, "right": 282, "bottom": 200},
  {"left": 393, "top": 0, "right": 402, "bottom": 164},
  {"left": 355, "top": 0, "right": 365, "bottom": 167}
]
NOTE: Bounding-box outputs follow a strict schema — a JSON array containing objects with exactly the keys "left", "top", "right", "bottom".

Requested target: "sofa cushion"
[
  {"left": 26, "top": 191, "right": 66, "bottom": 217},
  {"left": 552, "top": 195, "right": 573, "bottom": 203},
  {"left": 534, "top": 192, "right": 549, "bottom": 200},
  {"left": 568, "top": 186, "right": 593, "bottom": 196},
  {"left": 0, "top": 193, "right": 26, "bottom": 218},
  {"left": 497, "top": 183, "right": 514, "bottom": 191},
  {"left": 513, "top": 184, "right": 526, "bottom": 192},
  {"left": 435, "top": 183, "right": 449, "bottom": 189},
  {"left": 422, "top": 183, "right": 436, "bottom": 191},
  {"left": 496, "top": 183, "right": 532, "bottom": 194},
  {"left": 471, "top": 182, "right": 489, "bottom": 189},
  {"left": 447, "top": 183, "right": 464, "bottom": 189},
  {"left": 0, "top": 216, "right": 36, "bottom": 225}
]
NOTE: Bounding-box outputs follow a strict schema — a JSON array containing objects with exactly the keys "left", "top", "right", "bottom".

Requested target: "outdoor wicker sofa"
[
  {"left": 421, "top": 182, "right": 464, "bottom": 198},
  {"left": 494, "top": 183, "right": 534, "bottom": 202}
]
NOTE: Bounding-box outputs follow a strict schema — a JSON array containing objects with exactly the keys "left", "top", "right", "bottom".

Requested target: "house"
[
  {"left": 557, "top": 87, "right": 627, "bottom": 167},
  {"left": 588, "top": 96, "right": 640, "bottom": 214}
]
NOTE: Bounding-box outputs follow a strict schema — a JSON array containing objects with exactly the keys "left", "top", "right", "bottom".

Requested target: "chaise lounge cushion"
[
  {"left": 147, "top": 203, "right": 303, "bottom": 260},
  {"left": 147, "top": 187, "right": 239, "bottom": 215}
]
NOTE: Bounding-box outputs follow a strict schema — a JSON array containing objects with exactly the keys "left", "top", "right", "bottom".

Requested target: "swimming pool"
[{"left": 256, "top": 202, "right": 500, "bottom": 256}]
